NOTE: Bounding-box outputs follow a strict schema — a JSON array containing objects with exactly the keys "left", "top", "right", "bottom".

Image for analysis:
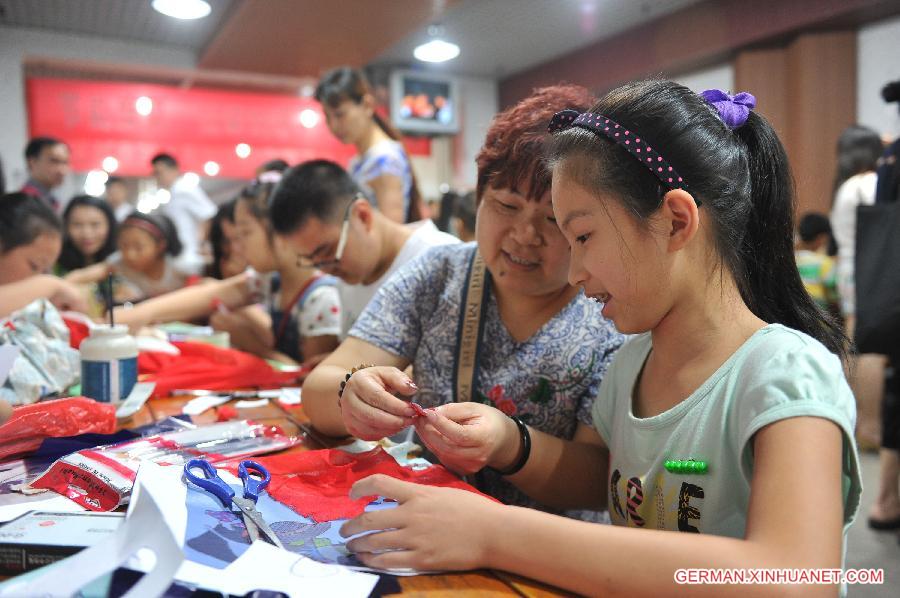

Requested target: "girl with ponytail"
[
  {"left": 334, "top": 80, "right": 862, "bottom": 596},
  {"left": 315, "top": 67, "right": 425, "bottom": 224}
]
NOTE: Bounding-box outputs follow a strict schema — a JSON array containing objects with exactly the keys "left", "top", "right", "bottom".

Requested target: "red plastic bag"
[
  {"left": 139, "top": 341, "right": 304, "bottom": 398},
  {"left": 231, "top": 448, "right": 499, "bottom": 523},
  {"left": 0, "top": 397, "right": 116, "bottom": 461}
]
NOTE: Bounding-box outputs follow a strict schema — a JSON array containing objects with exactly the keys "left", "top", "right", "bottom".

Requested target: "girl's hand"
[
  {"left": 340, "top": 474, "right": 502, "bottom": 571},
  {"left": 339, "top": 367, "right": 418, "bottom": 440},
  {"left": 50, "top": 278, "right": 89, "bottom": 314},
  {"left": 414, "top": 402, "right": 520, "bottom": 476}
]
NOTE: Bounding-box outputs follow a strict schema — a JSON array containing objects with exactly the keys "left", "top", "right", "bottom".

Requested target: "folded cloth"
[
  {"left": 231, "top": 447, "right": 498, "bottom": 523},
  {"left": 138, "top": 341, "right": 302, "bottom": 398}
]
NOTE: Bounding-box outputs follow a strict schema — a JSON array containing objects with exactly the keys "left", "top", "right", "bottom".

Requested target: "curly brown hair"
[{"left": 476, "top": 84, "right": 595, "bottom": 202}]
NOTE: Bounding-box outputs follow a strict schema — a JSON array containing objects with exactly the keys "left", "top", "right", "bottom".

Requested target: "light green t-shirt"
[{"left": 593, "top": 324, "right": 861, "bottom": 540}]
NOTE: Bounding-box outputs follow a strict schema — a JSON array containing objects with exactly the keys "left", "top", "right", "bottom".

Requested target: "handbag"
[{"left": 854, "top": 199, "right": 900, "bottom": 355}]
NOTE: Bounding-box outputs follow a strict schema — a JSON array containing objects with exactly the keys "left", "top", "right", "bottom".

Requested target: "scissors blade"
[
  {"left": 241, "top": 510, "right": 260, "bottom": 544},
  {"left": 232, "top": 497, "right": 284, "bottom": 550}
]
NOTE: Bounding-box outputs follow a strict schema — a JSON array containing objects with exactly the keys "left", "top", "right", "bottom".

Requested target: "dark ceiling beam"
[{"left": 499, "top": 0, "right": 900, "bottom": 108}]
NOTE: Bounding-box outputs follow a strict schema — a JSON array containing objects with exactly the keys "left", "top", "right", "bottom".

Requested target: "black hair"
[
  {"left": 258, "top": 159, "right": 289, "bottom": 173},
  {"left": 547, "top": 79, "right": 847, "bottom": 361},
  {"left": 206, "top": 199, "right": 238, "bottom": 279},
  {"left": 797, "top": 212, "right": 833, "bottom": 244},
  {"left": 453, "top": 191, "right": 477, "bottom": 234},
  {"left": 57, "top": 195, "right": 118, "bottom": 271},
  {"left": 237, "top": 181, "right": 278, "bottom": 243},
  {"left": 315, "top": 67, "right": 423, "bottom": 221},
  {"left": 121, "top": 212, "right": 182, "bottom": 257},
  {"left": 25, "top": 137, "right": 65, "bottom": 161},
  {"left": 0, "top": 192, "right": 62, "bottom": 254},
  {"left": 269, "top": 159, "right": 361, "bottom": 235},
  {"left": 105, "top": 175, "right": 125, "bottom": 187},
  {"left": 150, "top": 153, "right": 179, "bottom": 169},
  {"left": 833, "top": 125, "right": 884, "bottom": 194}
]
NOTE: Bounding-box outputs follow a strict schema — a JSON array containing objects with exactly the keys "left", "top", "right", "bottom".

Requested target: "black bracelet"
[
  {"left": 338, "top": 364, "right": 374, "bottom": 399},
  {"left": 487, "top": 416, "right": 531, "bottom": 476}
]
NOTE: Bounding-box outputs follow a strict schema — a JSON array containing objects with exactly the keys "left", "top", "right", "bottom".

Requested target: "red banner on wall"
[{"left": 26, "top": 78, "right": 430, "bottom": 179}]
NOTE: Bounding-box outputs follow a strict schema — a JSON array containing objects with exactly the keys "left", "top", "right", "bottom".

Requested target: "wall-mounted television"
[{"left": 390, "top": 69, "right": 459, "bottom": 135}]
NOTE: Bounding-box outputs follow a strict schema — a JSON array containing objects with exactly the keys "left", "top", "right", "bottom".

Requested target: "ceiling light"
[
  {"left": 102, "top": 156, "right": 119, "bottom": 173},
  {"left": 135, "top": 96, "right": 153, "bottom": 116},
  {"left": 152, "top": 0, "right": 211, "bottom": 20},
  {"left": 83, "top": 170, "right": 108, "bottom": 197},
  {"left": 156, "top": 188, "right": 171, "bottom": 204},
  {"left": 414, "top": 24, "right": 459, "bottom": 63},
  {"left": 299, "top": 109, "right": 320, "bottom": 128},
  {"left": 203, "top": 161, "right": 220, "bottom": 176},
  {"left": 235, "top": 143, "right": 251, "bottom": 159},
  {"left": 414, "top": 39, "right": 460, "bottom": 63}
]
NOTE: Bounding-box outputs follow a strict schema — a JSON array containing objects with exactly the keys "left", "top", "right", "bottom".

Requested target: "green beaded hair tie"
[{"left": 664, "top": 459, "right": 708, "bottom": 474}]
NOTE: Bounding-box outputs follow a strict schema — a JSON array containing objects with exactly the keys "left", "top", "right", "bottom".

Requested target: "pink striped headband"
[{"left": 548, "top": 109, "right": 687, "bottom": 190}]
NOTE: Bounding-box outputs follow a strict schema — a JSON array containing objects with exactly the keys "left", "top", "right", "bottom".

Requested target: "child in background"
[
  {"left": 0, "top": 192, "right": 87, "bottom": 317},
  {"left": 67, "top": 212, "right": 190, "bottom": 303},
  {"left": 794, "top": 212, "right": 840, "bottom": 316},
  {"left": 112, "top": 179, "right": 341, "bottom": 366},
  {"left": 338, "top": 82, "right": 861, "bottom": 596},
  {"left": 205, "top": 199, "right": 246, "bottom": 280},
  {"left": 56, "top": 195, "right": 118, "bottom": 275}
]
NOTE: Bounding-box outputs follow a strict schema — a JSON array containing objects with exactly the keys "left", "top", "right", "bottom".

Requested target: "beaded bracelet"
[
  {"left": 487, "top": 416, "right": 531, "bottom": 476},
  {"left": 338, "top": 364, "right": 375, "bottom": 399}
]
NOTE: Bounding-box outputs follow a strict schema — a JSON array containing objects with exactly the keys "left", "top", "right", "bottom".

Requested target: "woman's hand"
[
  {"left": 340, "top": 474, "right": 502, "bottom": 571},
  {"left": 414, "top": 402, "right": 520, "bottom": 476},
  {"left": 339, "top": 367, "right": 418, "bottom": 440}
]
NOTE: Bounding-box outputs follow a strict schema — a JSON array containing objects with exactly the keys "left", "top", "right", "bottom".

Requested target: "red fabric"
[
  {"left": 139, "top": 341, "right": 303, "bottom": 398},
  {"left": 64, "top": 317, "right": 90, "bottom": 349},
  {"left": 215, "top": 405, "right": 238, "bottom": 422},
  {"left": 232, "top": 448, "right": 498, "bottom": 523},
  {"left": 0, "top": 397, "right": 116, "bottom": 461}
]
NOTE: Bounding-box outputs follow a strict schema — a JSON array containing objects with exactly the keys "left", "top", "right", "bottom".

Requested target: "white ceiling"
[
  {"left": 0, "top": 0, "right": 236, "bottom": 49},
  {"left": 374, "top": 0, "right": 701, "bottom": 78}
]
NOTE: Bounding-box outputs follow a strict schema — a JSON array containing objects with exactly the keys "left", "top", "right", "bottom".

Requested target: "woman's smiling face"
[{"left": 475, "top": 185, "right": 573, "bottom": 299}]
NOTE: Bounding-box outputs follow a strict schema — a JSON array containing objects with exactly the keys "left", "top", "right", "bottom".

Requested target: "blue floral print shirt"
[{"left": 349, "top": 243, "right": 625, "bottom": 510}]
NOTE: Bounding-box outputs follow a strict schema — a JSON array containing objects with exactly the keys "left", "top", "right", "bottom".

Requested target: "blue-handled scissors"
[{"left": 183, "top": 459, "right": 284, "bottom": 549}]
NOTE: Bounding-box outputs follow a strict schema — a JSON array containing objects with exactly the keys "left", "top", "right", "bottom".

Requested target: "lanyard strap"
[{"left": 454, "top": 248, "right": 491, "bottom": 403}]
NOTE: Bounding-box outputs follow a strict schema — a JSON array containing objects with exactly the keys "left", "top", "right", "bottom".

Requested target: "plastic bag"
[
  {"left": 0, "top": 299, "right": 80, "bottom": 405},
  {"left": 0, "top": 396, "right": 116, "bottom": 461},
  {"left": 29, "top": 420, "right": 300, "bottom": 511}
]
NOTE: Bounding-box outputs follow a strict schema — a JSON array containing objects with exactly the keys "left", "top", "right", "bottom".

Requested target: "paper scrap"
[
  {"left": 234, "top": 398, "right": 269, "bottom": 409},
  {"left": 277, "top": 387, "right": 302, "bottom": 405},
  {"left": 0, "top": 345, "right": 20, "bottom": 387},
  {"left": 0, "top": 463, "right": 183, "bottom": 598},
  {"left": 181, "top": 394, "right": 231, "bottom": 416},
  {"left": 116, "top": 382, "right": 156, "bottom": 419}
]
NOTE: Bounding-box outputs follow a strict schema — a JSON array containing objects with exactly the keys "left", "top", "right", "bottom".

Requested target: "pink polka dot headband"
[{"left": 548, "top": 109, "right": 687, "bottom": 190}]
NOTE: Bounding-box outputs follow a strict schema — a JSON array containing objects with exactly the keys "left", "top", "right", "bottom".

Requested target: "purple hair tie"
[
  {"left": 548, "top": 109, "right": 687, "bottom": 190},
  {"left": 700, "top": 89, "right": 756, "bottom": 130}
]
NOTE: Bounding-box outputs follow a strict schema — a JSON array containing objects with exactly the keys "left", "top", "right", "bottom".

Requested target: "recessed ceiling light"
[
  {"left": 299, "top": 109, "right": 320, "bottom": 128},
  {"left": 413, "top": 39, "right": 460, "bottom": 63},
  {"left": 235, "top": 143, "right": 251, "bottom": 159},
  {"left": 102, "top": 156, "right": 119, "bottom": 172},
  {"left": 135, "top": 96, "right": 153, "bottom": 116},
  {"left": 152, "top": 0, "right": 211, "bottom": 20},
  {"left": 203, "top": 161, "right": 220, "bottom": 176}
]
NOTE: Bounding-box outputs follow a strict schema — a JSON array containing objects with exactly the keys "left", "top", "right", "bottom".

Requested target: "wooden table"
[{"left": 133, "top": 395, "right": 573, "bottom": 597}]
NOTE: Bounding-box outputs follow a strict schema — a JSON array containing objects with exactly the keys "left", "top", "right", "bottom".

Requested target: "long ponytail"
[{"left": 736, "top": 113, "right": 847, "bottom": 359}]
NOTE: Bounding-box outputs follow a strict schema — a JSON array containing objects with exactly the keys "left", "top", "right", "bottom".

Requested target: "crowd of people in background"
[{"left": 1, "top": 66, "right": 900, "bottom": 593}]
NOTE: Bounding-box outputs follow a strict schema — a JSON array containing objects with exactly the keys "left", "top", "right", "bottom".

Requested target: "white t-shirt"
[
  {"left": 160, "top": 176, "right": 217, "bottom": 275},
  {"left": 338, "top": 219, "right": 458, "bottom": 336},
  {"left": 830, "top": 172, "right": 877, "bottom": 315}
]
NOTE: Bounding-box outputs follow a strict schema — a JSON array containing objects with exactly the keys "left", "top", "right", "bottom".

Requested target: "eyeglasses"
[{"left": 296, "top": 195, "right": 359, "bottom": 270}]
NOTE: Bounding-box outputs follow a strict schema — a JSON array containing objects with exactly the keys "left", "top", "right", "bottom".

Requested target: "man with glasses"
[{"left": 270, "top": 160, "right": 458, "bottom": 336}]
